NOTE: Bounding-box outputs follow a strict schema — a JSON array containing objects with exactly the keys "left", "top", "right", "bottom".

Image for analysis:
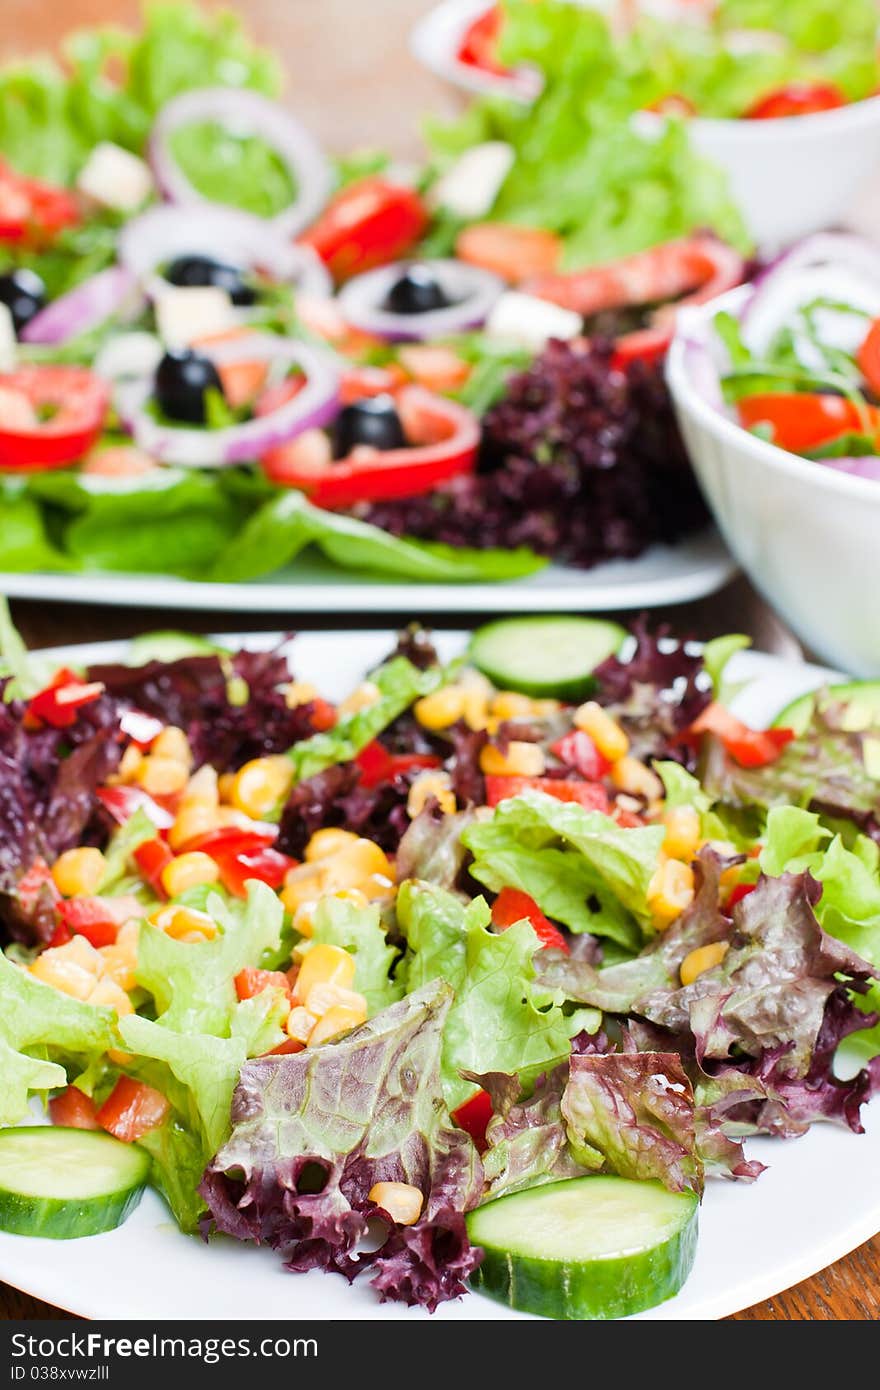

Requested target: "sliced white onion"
[
  {"left": 115, "top": 334, "right": 340, "bottom": 467},
  {"left": 740, "top": 233, "right": 880, "bottom": 357},
  {"left": 117, "top": 203, "right": 332, "bottom": 303},
  {"left": 20, "top": 267, "right": 142, "bottom": 346},
  {"left": 148, "top": 87, "right": 332, "bottom": 239},
  {"left": 337, "top": 258, "right": 504, "bottom": 341}
]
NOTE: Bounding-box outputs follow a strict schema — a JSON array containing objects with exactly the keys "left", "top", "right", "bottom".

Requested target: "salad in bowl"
[{"left": 2, "top": 609, "right": 880, "bottom": 1319}]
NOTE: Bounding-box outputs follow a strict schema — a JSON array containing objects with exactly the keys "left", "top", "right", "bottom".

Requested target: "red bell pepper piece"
[
  {"left": 133, "top": 838, "right": 175, "bottom": 895},
  {"left": 550, "top": 730, "right": 610, "bottom": 781},
  {"left": 27, "top": 667, "right": 105, "bottom": 729},
  {"left": 264, "top": 1038, "right": 304, "bottom": 1056},
  {"left": 48, "top": 1086, "right": 100, "bottom": 1130},
  {"left": 491, "top": 886, "right": 569, "bottom": 953},
  {"left": 746, "top": 82, "right": 846, "bottom": 120},
  {"left": 234, "top": 967, "right": 292, "bottom": 1002},
  {"left": 55, "top": 897, "right": 119, "bottom": 948},
  {"left": 484, "top": 775, "right": 611, "bottom": 813},
  {"left": 16, "top": 857, "right": 60, "bottom": 914},
  {"left": 178, "top": 825, "right": 278, "bottom": 857},
  {"left": 299, "top": 177, "right": 429, "bottom": 282},
  {"left": 217, "top": 846, "right": 296, "bottom": 898},
  {"left": 355, "top": 739, "right": 441, "bottom": 789},
  {"left": 726, "top": 882, "right": 756, "bottom": 911},
  {"left": 97, "top": 1078, "right": 170, "bottom": 1143},
  {"left": 452, "top": 1089, "right": 495, "bottom": 1152},
  {"left": 687, "top": 703, "right": 795, "bottom": 768},
  {"left": 0, "top": 367, "right": 109, "bottom": 472},
  {"left": 96, "top": 784, "right": 176, "bottom": 831}
]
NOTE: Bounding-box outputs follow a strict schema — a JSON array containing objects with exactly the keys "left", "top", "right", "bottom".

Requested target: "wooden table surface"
[{"left": 2, "top": 0, "right": 878, "bottom": 1324}]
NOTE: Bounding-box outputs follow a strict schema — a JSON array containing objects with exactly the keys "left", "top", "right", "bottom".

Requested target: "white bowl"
[
  {"left": 666, "top": 288, "right": 880, "bottom": 676},
  {"left": 412, "top": 0, "right": 880, "bottom": 250}
]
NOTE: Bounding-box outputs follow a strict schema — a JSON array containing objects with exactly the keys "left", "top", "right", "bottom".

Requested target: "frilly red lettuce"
[{"left": 200, "top": 981, "right": 483, "bottom": 1312}]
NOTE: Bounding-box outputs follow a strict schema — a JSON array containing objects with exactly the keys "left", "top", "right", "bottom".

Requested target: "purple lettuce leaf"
[
  {"left": 200, "top": 981, "right": 483, "bottom": 1312},
  {"left": 395, "top": 806, "right": 477, "bottom": 891},
  {"left": 465, "top": 1062, "right": 583, "bottom": 1199}
]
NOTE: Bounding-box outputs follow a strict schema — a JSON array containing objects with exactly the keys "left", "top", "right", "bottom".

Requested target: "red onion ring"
[
  {"left": 739, "top": 232, "right": 880, "bottom": 346},
  {"left": 148, "top": 87, "right": 332, "bottom": 239},
  {"left": 817, "top": 455, "right": 880, "bottom": 482},
  {"left": 20, "top": 267, "right": 141, "bottom": 346},
  {"left": 680, "top": 332, "right": 724, "bottom": 410},
  {"left": 117, "top": 204, "right": 332, "bottom": 302},
  {"left": 115, "top": 334, "right": 340, "bottom": 467},
  {"left": 337, "top": 258, "right": 504, "bottom": 341}
]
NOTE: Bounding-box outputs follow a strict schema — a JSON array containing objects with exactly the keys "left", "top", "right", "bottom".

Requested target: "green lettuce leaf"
[
  {"left": 396, "top": 880, "right": 597, "bottom": 1109},
  {"left": 461, "top": 790, "right": 665, "bottom": 948},
  {"left": 309, "top": 895, "right": 402, "bottom": 1015}
]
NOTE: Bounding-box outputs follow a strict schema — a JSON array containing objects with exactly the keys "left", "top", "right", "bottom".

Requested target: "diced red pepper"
[
  {"left": 96, "top": 784, "right": 176, "bottom": 831},
  {"left": 55, "top": 897, "right": 119, "bottom": 948},
  {"left": 27, "top": 668, "right": 105, "bottom": 729},
  {"left": 16, "top": 857, "right": 60, "bottom": 914},
  {"left": 491, "top": 886, "right": 569, "bottom": 953},
  {"left": 484, "top": 775, "right": 611, "bottom": 812},
  {"left": 355, "top": 739, "right": 441, "bottom": 789},
  {"left": 452, "top": 1089, "right": 495, "bottom": 1152},
  {"left": 687, "top": 703, "right": 795, "bottom": 768},
  {"left": 550, "top": 730, "right": 611, "bottom": 780},
  {"left": 133, "top": 838, "right": 175, "bottom": 895},
  {"left": 118, "top": 708, "right": 165, "bottom": 748},
  {"left": 48, "top": 1086, "right": 100, "bottom": 1130},
  {"left": 726, "top": 882, "right": 756, "bottom": 911},
  {"left": 234, "top": 967, "right": 292, "bottom": 1002},
  {"left": 217, "top": 846, "right": 296, "bottom": 898},
  {"left": 97, "top": 1077, "right": 170, "bottom": 1143},
  {"left": 264, "top": 1038, "right": 304, "bottom": 1056},
  {"left": 179, "top": 825, "right": 278, "bottom": 858}
]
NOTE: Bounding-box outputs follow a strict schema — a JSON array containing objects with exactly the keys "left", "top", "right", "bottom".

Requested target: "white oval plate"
[
  {"left": 0, "top": 630, "right": 873, "bottom": 1323},
  {"left": 0, "top": 529, "right": 736, "bottom": 614}
]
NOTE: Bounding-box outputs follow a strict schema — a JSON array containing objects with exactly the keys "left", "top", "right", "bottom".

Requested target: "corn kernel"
[
  {"left": 281, "top": 867, "right": 324, "bottom": 916},
  {"left": 337, "top": 681, "right": 381, "bottom": 718},
  {"left": 490, "top": 692, "right": 535, "bottom": 720},
  {"left": 407, "top": 771, "right": 456, "bottom": 819},
  {"left": 414, "top": 686, "right": 465, "bottom": 731},
  {"left": 230, "top": 755, "right": 293, "bottom": 819},
  {"left": 88, "top": 975, "right": 134, "bottom": 1017},
  {"left": 680, "top": 941, "right": 730, "bottom": 987},
  {"left": 51, "top": 847, "right": 106, "bottom": 897},
  {"left": 168, "top": 803, "right": 222, "bottom": 852},
  {"left": 151, "top": 725, "right": 192, "bottom": 768},
  {"left": 286, "top": 1005, "right": 317, "bottom": 1042},
  {"left": 532, "top": 699, "right": 561, "bottom": 718},
  {"left": 294, "top": 943, "right": 356, "bottom": 1001},
  {"left": 112, "top": 744, "right": 144, "bottom": 784},
  {"left": 161, "top": 851, "right": 220, "bottom": 898},
  {"left": 149, "top": 904, "right": 218, "bottom": 941},
  {"left": 308, "top": 1003, "right": 366, "bottom": 1046},
  {"left": 135, "top": 755, "right": 189, "bottom": 796},
  {"left": 181, "top": 764, "right": 219, "bottom": 808},
  {"left": 292, "top": 900, "right": 319, "bottom": 938},
  {"left": 218, "top": 772, "right": 236, "bottom": 803},
  {"left": 305, "top": 827, "right": 360, "bottom": 862},
  {"left": 662, "top": 805, "right": 701, "bottom": 862},
  {"left": 285, "top": 680, "right": 319, "bottom": 709},
  {"left": 30, "top": 937, "right": 103, "bottom": 1000},
  {"left": 99, "top": 942, "right": 138, "bottom": 992},
  {"left": 304, "top": 982, "right": 367, "bottom": 1019},
  {"left": 573, "top": 702, "right": 629, "bottom": 762},
  {"left": 479, "top": 741, "right": 546, "bottom": 777},
  {"left": 334, "top": 887, "right": 370, "bottom": 909},
  {"left": 368, "top": 1182, "right": 424, "bottom": 1226},
  {"left": 610, "top": 756, "right": 663, "bottom": 801},
  {"left": 214, "top": 807, "right": 251, "bottom": 829},
  {"left": 647, "top": 859, "right": 695, "bottom": 930}
]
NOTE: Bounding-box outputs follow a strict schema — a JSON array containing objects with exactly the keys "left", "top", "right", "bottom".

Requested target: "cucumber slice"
[
  {"left": 0, "top": 1127, "right": 150, "bottom": 1240},
  {"left": 469, "top": 617, "right": 626, "bottom": 700},
  {"left": 467, "top": 1175, "right": 698, "bottom": 1320},
  {"left": 127, "top": 630, "right": 221, "bottom": 666},
  {"left": 773, "top": 681, "right": 880, "bottom": 736}
]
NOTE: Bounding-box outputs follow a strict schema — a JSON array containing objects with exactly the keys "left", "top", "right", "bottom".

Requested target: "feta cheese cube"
[
  {"left": 485, "top": 291, "right": 582, "bottom": 351},
  {"left": 0, "top": 303, "right": 16, "bottom": 373},
  {"left": 77, "top": 142, "right": 154, "bottom": 214},
  {"left": 431, "top": 142, "right": 515, "bottom": 221},
  {"left": 155, "top": 288, "right": 236, "bottom": 350}
]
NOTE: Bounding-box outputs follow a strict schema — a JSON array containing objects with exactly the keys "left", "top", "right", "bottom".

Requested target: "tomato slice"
[
  {"left": 858, "top": 318, "right": 880, "bottom": 397},
  {"left": 216, "top": 846, "right": 295, "bottom": 897},
  {"left": 27, "top": 668, "right": 105, "bottom": 729},
  {"left": 491, "top": 886, "right": 569, "bottom": 953},
  {"left": 299, "top": 177, "right": 429, "bottom": 282},
  {"left": 355, "top": 739, "right": 441, "bottom": 789},
  {"left": 687, "top": 702, "right": 795, "bottom": 768},
  {"left": 0, "top": 367, "right": 109, "bottom": 471},
  {"left": 97, "top": 1078, "right": 170, "bottom": 1143},
  {"left": 736, "top": 392, "right": 876, "bottom": 454},
  {"left": 451, "top": 1088, "right": 495, "bottom": 1152},
  {"left": 746, "top": 83, "right": 846, "bottom": 120},
  {"left": 55, "top": 897, "right": 119, "bottom": 948},
  {"left": 0, "top": 161, "right": 79, "bottom": 244},
  {"left": 339, "top": 363, "right": 409, "bottom": 405},
  {"left": 550, "top": 730, "right": 610, "bottom": 781},
  {"left": 610, "top": 324, "right": 674, "bottom": 370},
  {"left": 49, "top": 1086, "right": 100, "bottom": 1131},
  {"left": 234, "top": 967, "right": 292, "bottom": 1002},
  {"left": 263, "top": 384, "right": 479, "bottom": 509},
  {"left": 456, "top": 222, "right": 562, "bottom": 283},
  {"left": 398, "top": 344, "right": 471, "bottom": 394},
  {"left": 484, "top": 775, "right": 611, "bottom": 812},
  {"left": 458, "top": 4, "right": 508, "bottom": 76}
]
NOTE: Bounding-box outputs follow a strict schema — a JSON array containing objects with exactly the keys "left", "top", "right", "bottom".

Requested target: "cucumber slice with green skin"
[
  {"left": 773, "top": 681, "right": 880, "bottom": 735},
  {"left": 467, "top": 1175, "right": 698, "bottom": 1320},
  {"left": 469, "top": 617, "right": 626, "bottom": 701},
  {"left": 0, "top": 1127, "right": 150, "bottom": 1240}
]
